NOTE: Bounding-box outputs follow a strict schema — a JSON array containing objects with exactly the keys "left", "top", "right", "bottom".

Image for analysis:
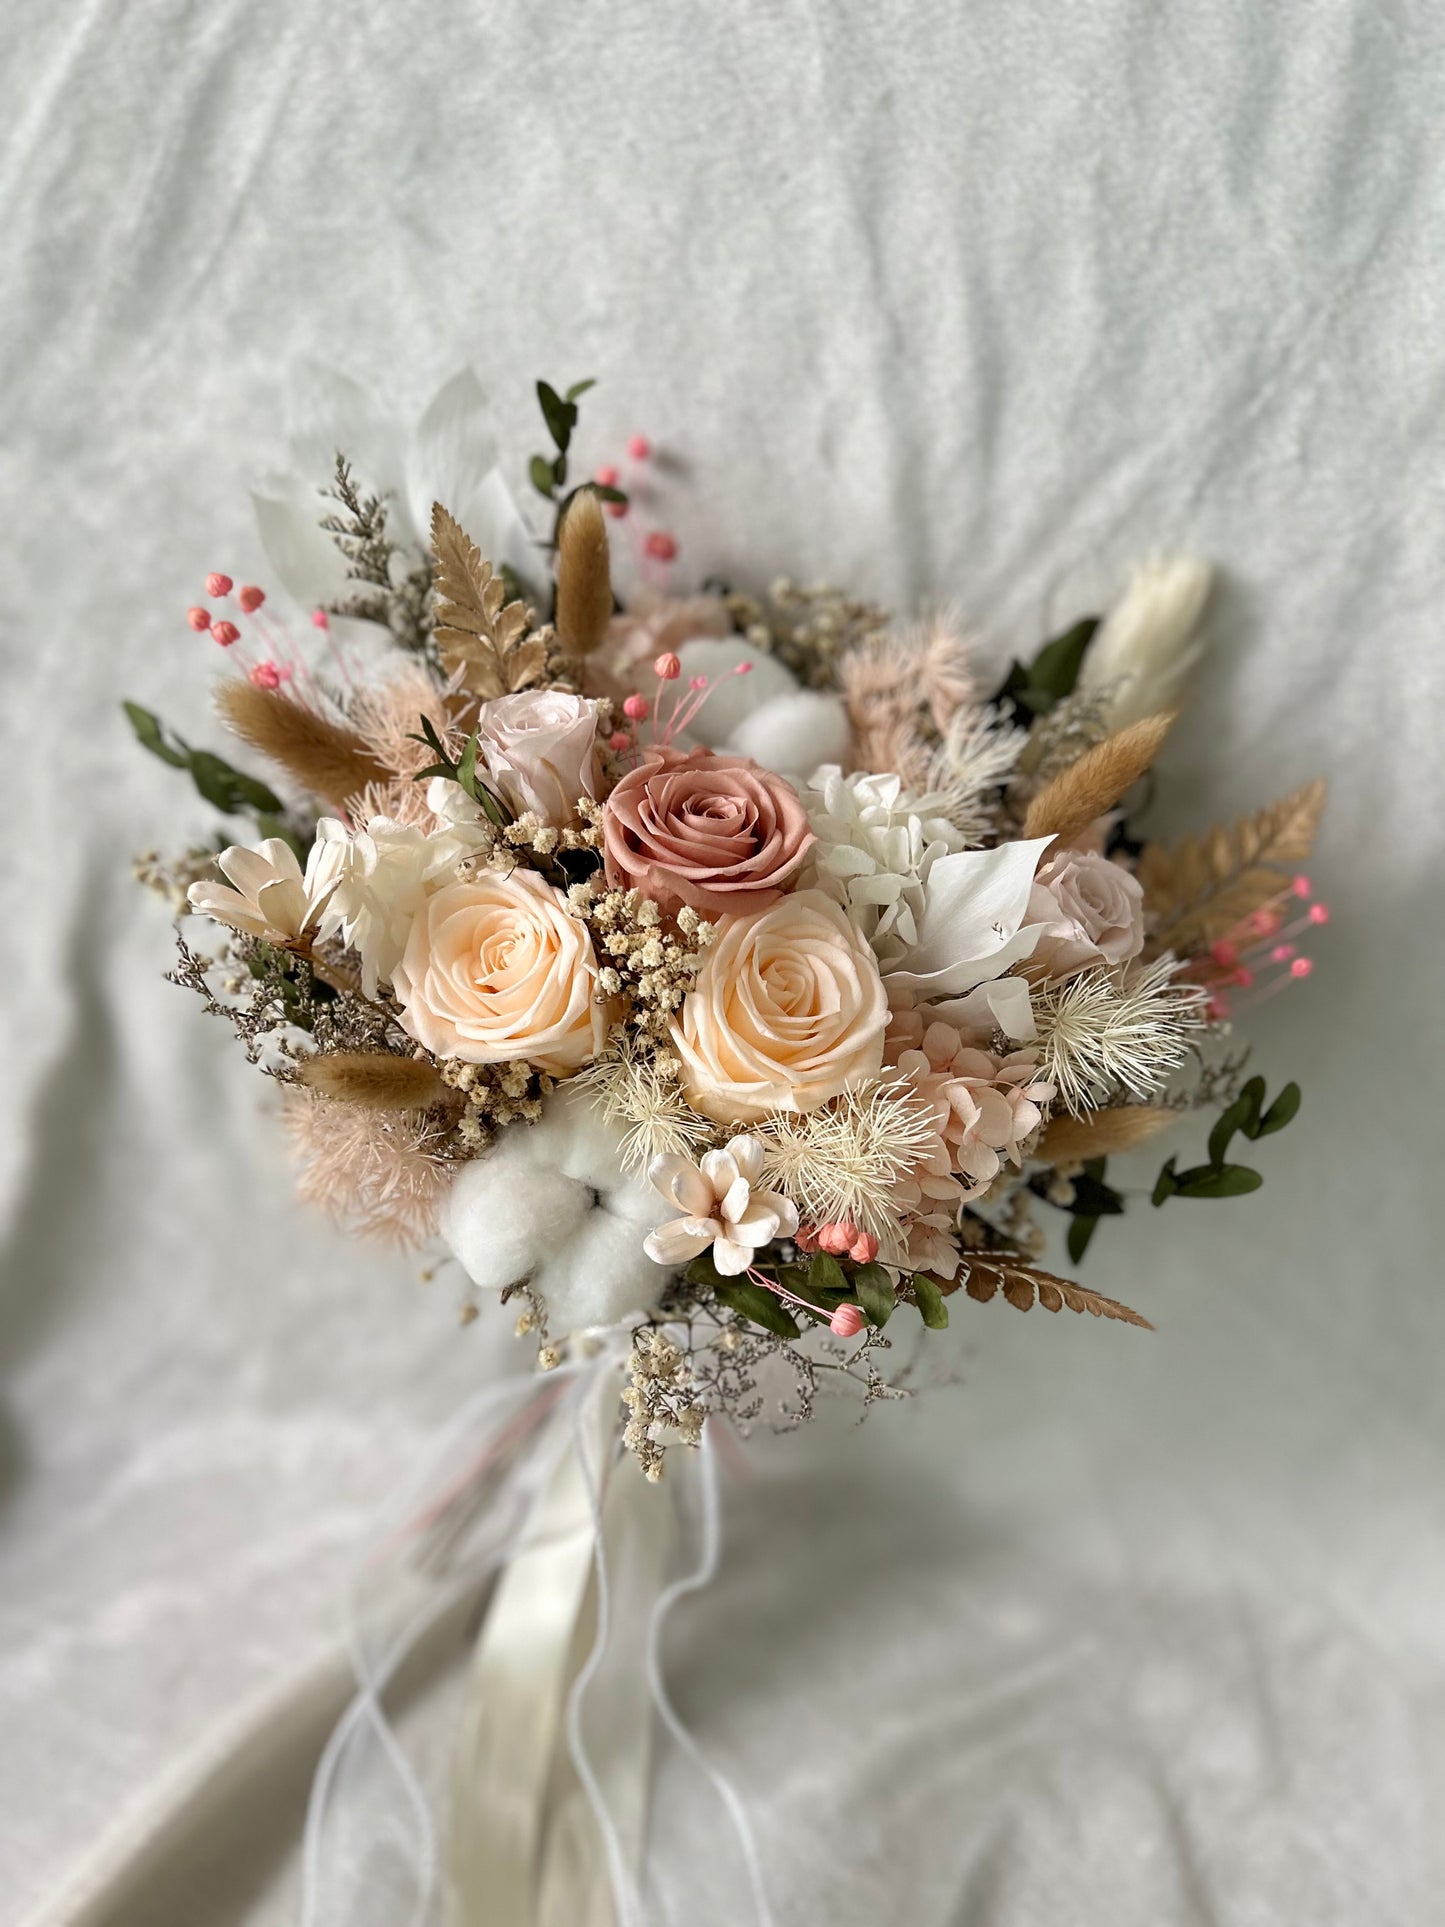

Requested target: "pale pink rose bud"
[
  {"left": 238, "top": 584, "right": 266, "bottom": 613},
  {"left": 609, "top": 730, "right": 631, "bottom": 752},
  {"left": 830, "top": 1304, "right": 866, "bottom": 1338},
  {"left": 187, "top": 606, "right": 212, "bottom": 632},
  {"left": 205, "top": 573, "right": 233, "bottom": 597},
  {"left": 212, "top": 620, "right": 240, "bottom": 647},
  {"left": 473, "top": 689, "right": 603, "bottom": 826}
]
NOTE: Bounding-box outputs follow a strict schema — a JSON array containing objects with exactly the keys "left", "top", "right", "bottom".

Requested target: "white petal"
[
  {"left": 753, "top": 1190, "right": 799, "bottom": 1237},
  {"left": 700, "top": 1147, "right": 740, "bottom": 1198},
  {"left": 887, "top": 838, "right": 1054, "bottom": 996},
  {"left": 726, "top": 1204, "right": 781, "bottom": 1247},
  {"left": 726, "top": 1135, "right": 765, "bottom": 1183},
  {"left": 711, "top": 1236, "right": 757, "bottom": 1277},
  {"left": 720, "top": 1176, "right": 754, "bottom": 1224},
  {"left": 647, "top": 1153, "right": 713, "bottom": 1216},
  {"left": 643, "top": 1219, "right": 716, "bottom": 1266}
]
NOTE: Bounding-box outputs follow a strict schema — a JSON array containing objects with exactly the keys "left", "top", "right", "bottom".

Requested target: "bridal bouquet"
[{"left": 129, "top": 375, "right": 1326, "bottom": 1479}]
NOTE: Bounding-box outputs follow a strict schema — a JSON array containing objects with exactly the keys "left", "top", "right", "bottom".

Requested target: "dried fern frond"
[
  {"left": 554, "top": 490, "right": 613, "bottom": 657},
  {"left": 215, "top": 681, "right": 389, "bottom": 809},
  {"left": 431, "top": 502, "right": 545, "bottom": 699},
  {"left": 1023, "top": 711, "right": 1174, "bottom": 841},
  {"left": 1136, "top": 777, "right": 1327, "bottom": 957},
  {"left": 960, "top": 1253, "right": 1152, "bottom": 1328},
  {"left": 293, "top": 1051, "right": 451, "bottom": 1112},
  {"left": 1035, "top": 1104, "right": 1177, "bottom": 1165}
]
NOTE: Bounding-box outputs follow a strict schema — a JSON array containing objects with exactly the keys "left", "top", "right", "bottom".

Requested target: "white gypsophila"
[
  {"left": 309, "top": 814, "right": 486, "bottom": 996},
  {"left": 804, "top": 765, "right": 969, "bottom": 968},
  {"left": 1076, "top": 556, "right": 1212, "bottom": 730}
]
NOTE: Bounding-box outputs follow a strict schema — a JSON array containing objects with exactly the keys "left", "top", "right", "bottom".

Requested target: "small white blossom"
[{"left": 643, "top": 1137, "right": 799, "bottom": 1275}]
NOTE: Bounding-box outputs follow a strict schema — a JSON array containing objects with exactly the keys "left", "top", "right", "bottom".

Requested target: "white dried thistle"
[
  {"left": 756, "top": 1079, "right": 940, "bottom": 1238},
  {"left": 926, "top": 704, "right": 1027, "bottom": 844},
  {"left": 575, "top": 1043, "right": 713, "bottom": 1176},
  {"left": 1034, "top": 958, "right": 1206, "bottom": 1116}
]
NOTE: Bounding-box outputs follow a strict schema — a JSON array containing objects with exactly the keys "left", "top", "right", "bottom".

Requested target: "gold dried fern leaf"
[
  {"left": 1035, "top": 1105, "right": 1177, "bottom": 1164},
  {"left": 1136, "top": 777, "right": 1327, "bottom": 956},
  {"left": 1023, "top": 712, "right": 1175, "bottom": 842},
  {"left": 430, "top": 502, "right": 542, "bottom": 699},
  {"left": 555, "top": 489, "right": 613, "bottom": 657},
  {"left": 215, "top": 681, "right": 388, "bottom": 808},
  {"left": 294, "top": 1052, "right": 450, "bottom": 1112},
  {"left": 961, "top": 1254, "right": 1153, "bottom": 1328}
]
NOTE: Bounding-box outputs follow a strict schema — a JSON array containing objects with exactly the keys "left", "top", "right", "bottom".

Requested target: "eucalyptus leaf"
[
  {"left": 1151, "top": 1158, "right": 1179, "bottom": 1207},
  {"left": 565, "top": 377, "right": 597, "bottom": 402},
  {"left": 1170, "top": 1163, "right": 1264, "bottom": 1199},
  {"left": 590, "top": 484, "right": 628, "bottom": 505},
  {"left": 853, "top": 1263, "right": 896, "bottom": 1328},
  {"left": 1067, "top": 1215, "right": 1101, "bottom": 1263},
  {"left": 911, "top": 1272, "right": 949, "bottom": 1330},
  {"left": 712, "top": 1277, "right": 801, "bottom": 1340},
  {"left": 536, "top": 380, "right": 577, "bottom": 452},
  {"left": 807, "top": 1252, "right": 849, "bottom": 1298},
  {"left": 529, "top": 454, "right": 557, "bottom": 498},
  {"left": 123, "top": 700, "right": 191, "bottom": 769},
  {"left": 1257, "top": 1082, "right": 1301, "bottom": 1137}
]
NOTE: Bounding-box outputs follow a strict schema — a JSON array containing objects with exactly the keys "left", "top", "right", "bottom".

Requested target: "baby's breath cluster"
[
  {"left": 569, "top": 880, "right": 716, "bottom": 1040},
  {"left": 622, "top": 1326, "right": 703, "bottom": 1480},
  {"left": 724, "top": 579, "right": 890, "bottom": 689},
  {"left": 439, "top": 1056, "right": 554, "bottom": 1150}
]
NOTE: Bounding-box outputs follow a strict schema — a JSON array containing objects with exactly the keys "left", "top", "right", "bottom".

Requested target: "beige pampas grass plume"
[
  {"left": 216, "top": 680, "right": 389, "bottom": 810},
  {"left": 1077, "top": 556, "right": 1211, "bottom": 729},
  {"left": 1035, "top": 1105, "right": 1177, "bottom": 1165},
  {"left": 1023, "top": 711, "right": 1174, "bottom": 842},
  {"left": 555, "top": 489, "right": 613, "bottom": 657},
  {"left": 294, "top": 1052, "right": 451, "bottom": 1112}
]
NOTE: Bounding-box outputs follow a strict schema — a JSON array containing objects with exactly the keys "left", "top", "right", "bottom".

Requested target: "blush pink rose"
[
  {"left": 602, "top": 745, "right": 813, "bottom": 919},
  {"left": 474, "top": 689, "right": 601, "bottom": 826},
  {"left": 392, "top": 869, "right": 601, "bottom": 1075},
  {"left": 1024, "top": 848, "right": 1145, "bottom": 978}
]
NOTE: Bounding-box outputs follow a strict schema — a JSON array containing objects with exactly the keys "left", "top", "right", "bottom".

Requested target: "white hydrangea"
[
  {"left": 309, "top": 814, "right": 487, "bottom": 996},
  {"left": 803, "top": 765, "right": 967, "bottom": 968}
]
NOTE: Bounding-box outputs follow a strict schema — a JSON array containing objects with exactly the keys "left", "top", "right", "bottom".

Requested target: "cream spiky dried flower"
[
  {"left": 575, "top": 1041, "right": 713, "bottom": 1177},
  {"left": 926, "top": 704, "right": 1027, "bottom": 844},
  {"left": 1034, "top": 957, "right": 1205, "bottom": 1115},
  {"left": 756, "top": 1078, "right": 942, "bottom": 1239},
  {"left": 803, "top": 765, "right": 967, "bottom": 969}
]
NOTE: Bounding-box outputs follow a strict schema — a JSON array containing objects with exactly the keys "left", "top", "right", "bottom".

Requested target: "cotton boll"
[
  {"left": 440, "top": 1083, "right": 673, "bottom": 1333},
  {"left": 672, "top": 638, "right": 798, "bottom": 745},
  {"left": 725, "top": 690, "right": 851, "bottom": 784}
]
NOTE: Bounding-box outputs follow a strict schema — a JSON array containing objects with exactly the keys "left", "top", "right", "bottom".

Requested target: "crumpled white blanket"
[{"left": 1, "top": 2, "right": 1441, "bottom": 1922}]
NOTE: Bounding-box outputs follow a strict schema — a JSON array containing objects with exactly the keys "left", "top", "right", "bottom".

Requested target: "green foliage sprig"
[
  {"left": 123, "top": 701, "right": 295, "bottom": 847},
  {"left": 1152, "top": 1075, "right": 1301, "bottom": 1205},
  {"left": 529, "top": 378, "right": 628, "bottom": 554},
  {"left": 991, "top": 616, "right": 1099, "bottom": 725}
]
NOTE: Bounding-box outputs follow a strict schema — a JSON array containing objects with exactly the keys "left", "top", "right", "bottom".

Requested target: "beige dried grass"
[{"left": 1023, "top": 711, "right": 1174, "bottom": 842}]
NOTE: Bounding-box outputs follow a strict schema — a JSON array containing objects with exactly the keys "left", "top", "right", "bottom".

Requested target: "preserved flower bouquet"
[{"left": 130, "top": 374, "right": 1327, "bottom": 1479}]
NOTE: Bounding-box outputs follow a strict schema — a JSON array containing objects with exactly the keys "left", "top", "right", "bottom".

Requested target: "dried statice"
[
  {"left": 320, "top": 454, "right": 435, "bottom": 661},
  {"left": 1034, "top": 959, "right": 1206, "bottom": 1115}
]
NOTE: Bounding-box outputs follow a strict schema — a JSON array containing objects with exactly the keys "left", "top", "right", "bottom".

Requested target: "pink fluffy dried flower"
[{"left": 282, "top": 1086, "right": 454, "bottom": 1247}]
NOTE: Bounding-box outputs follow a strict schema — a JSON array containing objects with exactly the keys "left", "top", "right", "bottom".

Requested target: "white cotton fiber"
[
  {"left": 725, "top": 690, "right": 851, "bottom": 783},
  {"left": 672, "top": 637, "right": 799, "bottom": 745},
  {"left": 440, "top": 1082, "right": 673, "bottom": 1333}
]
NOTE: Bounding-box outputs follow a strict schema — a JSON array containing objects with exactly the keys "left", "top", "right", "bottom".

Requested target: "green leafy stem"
[
  {"left": 685, "top": 1246, "right": 950, "bottom": 1341},
  {"left": 123, "top": 701, "right": 297, "bottom": 850}
]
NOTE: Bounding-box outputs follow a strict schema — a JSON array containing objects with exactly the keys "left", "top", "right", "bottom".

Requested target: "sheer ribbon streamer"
[{"left": 299, "top": 1348, "right": 774, "bottom": 1926}]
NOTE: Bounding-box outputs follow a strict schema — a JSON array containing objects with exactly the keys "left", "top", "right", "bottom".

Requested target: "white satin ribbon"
[{"left": 302, "top": 1353, "right": 776, "bottom": 1927}]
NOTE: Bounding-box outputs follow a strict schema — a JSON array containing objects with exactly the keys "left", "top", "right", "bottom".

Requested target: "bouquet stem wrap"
[{"left": 300, "top": 1350, "right": 773, "bottom": 1927}]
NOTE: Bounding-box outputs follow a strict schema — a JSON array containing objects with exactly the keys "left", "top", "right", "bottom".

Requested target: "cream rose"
[
  {"left": 474, "top": 689, "right": 601, "bottom": 825},
  {"left": 671, "top": 889, "right": 888, "bottom": 1123},
  {"left": 392, "top": 869, "right": 601, "bottom": 1074},
  {"left": 1025, "top": 848, "right": 1145, "bottom": 978}
]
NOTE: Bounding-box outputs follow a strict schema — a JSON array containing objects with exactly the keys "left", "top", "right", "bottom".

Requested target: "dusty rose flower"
[
  {"left": 671, "top": 889, "right": 888, "bottom": 1123},
  {"left": 392, "top": 869, "right": 601, "bottom": 1075},
  {"left": 473, "top": 689, "right": 601, "bottom": 825},
  {"left": 603, "top": 745, "right": 813, "bottom": 919},
  {"left": 886, "top": 1013, "right": 1052, "bottom": 1193},
  {"left": 1024, "top": 847, "right": 1145, "bottom": 979}
]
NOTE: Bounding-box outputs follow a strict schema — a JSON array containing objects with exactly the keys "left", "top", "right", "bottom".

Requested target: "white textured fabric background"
[{"left": 1, "top": 3, "right": 1440, "bottom": 1922}]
